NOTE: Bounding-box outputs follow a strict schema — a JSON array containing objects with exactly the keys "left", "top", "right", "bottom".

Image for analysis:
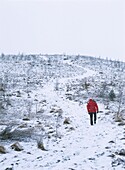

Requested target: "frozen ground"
[
  {"left": 0, "top": 62, "right": 125, "bottom": 170},
  {"left": 0, "top": 68, "right": 125, "bottom": 170}
]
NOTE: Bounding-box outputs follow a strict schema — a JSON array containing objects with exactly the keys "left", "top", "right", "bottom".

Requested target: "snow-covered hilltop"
[{"left": 0, "top": 54, "right": 125, "bottom": 170}]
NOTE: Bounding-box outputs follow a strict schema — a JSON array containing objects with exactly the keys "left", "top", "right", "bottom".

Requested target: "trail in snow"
[
  {"left": 28, "top": 68, "right": 124, "bottom": 170},
  {"left": 1, "top": 67, "right": 125, "bottom": 170}
]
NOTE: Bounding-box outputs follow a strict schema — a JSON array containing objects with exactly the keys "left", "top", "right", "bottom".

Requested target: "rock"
[
  {"left": 37, "top": 141, "right": 47, "bottom": 151},
  {"left": 118, "top": 122, "right": 125, "bottom": 126},
  {"left": 69, "top": 127, "right": 75, "bottom": 131},
  {"left": 118, "top": 149, "right": 125, "bottom": 156},
  {"left": 67, "top": 127, "right": 75, "bottom": 132},
  {"left": 105, "top": 146, "right": 111, "bottom": 149},
  {"left": 88, "top": 157, "right": 95, "bottom": 160},
  {"left": 63, "top": 117, "right": 70, "bottom": 124},
  {"left": 96, "top": 152, "right": 105, "bottom": 157},
  {"left": 112, "top": 158, "right": 125, "bottom": 167},
  {"left": 11, "top": 142, "right": 23, "bottom": 151},
  {"left": 5, "top": 167, "right": 13, "bottom": 170},
  {"left": 22, "top": 117, "right": 30, "bottom": 121},
  {"left": 109, "top": 140, "right": 115, "bottom": 144},
  {"left": 37, "top": 156, "right": 42, "bottom": 159},
  {"left": 120, "top": 138, "right": 125, "bottom": 140},
  {"left": 48, "top": 130, "right": 55, "bottom": 134},
  {"left": 56, "top": 160, "right": 61, "bottom": 163},
  {"left": 0, "top": 145, "right": 7, "bottom": 154},
  {"left": 105, "top": 112, "right": 110, "bottom": 115},
  {"left": 108, "top": 153, "right": 115, "bottom": 158}
]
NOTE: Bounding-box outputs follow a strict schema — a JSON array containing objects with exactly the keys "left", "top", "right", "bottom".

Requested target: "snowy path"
[{"left": 27, "top": 73, "right": 125, "bottom": 169}]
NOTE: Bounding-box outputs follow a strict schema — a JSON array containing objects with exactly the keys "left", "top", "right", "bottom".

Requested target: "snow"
[
  {"left": 0, "top": 55, "right": 125, "bottom": 170},
  {"left": 1, "top": 100, "right": 124, "bottom": 170}
]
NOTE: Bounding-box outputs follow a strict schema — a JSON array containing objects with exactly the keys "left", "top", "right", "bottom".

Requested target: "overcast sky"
[{"left": 0, "top": 0, "right": 125, "bottom": 61}]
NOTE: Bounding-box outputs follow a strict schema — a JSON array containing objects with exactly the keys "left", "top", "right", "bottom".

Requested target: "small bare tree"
[
  {"left": 55, "top": 112, "right": 62, "bottom": 139},
  {"left": 116, "top": 84, "right": 125, "bottom": 121},
  {"left": 117, "top": 90, "right": 123, "bottom": 119}
]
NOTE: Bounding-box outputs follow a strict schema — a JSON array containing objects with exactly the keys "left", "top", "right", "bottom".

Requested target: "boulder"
[
  {"left": 37, "top": 141, "right": 47, "bottom": 151},
  {"left": 11, "top": 142, "right": 23, "bottom": 151},
  {"left": 0, "top": 145, "right": 7, "bottom": 154}
]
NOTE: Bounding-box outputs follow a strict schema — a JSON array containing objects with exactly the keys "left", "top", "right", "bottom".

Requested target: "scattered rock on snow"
[
  {"left": 0, "top": 145, "right": 7, "bottom": 154},
  {"left": 105, "top": 111, "right": 110, "bottom": 115},
  {"left": 11, "top": 142, "right": 23, "bottom": 151},
  {"left": 112, "top": 158, "right": 125, "bottom": 167},
  {"left": 120, "top": 137, "right": 125, "bottom": 140},
  {"left": 56, "top": 159, "right": 61, "bottom": 163},
  {"left": 69, "top": 127, "right": 75, "bottom": 131},
  {"left": 88, "top": 157, "right": 95, "bottom": 160},
  {"left": 116, "top": 149, "right": 125, "bottom": 156},
  {"left": 63, "top": 117, "right": 70, "bottom": 124},
  {"left": 22, "top": 117, "right": 30, "bottom": 121},
  {"left": 96, "top": 152, "right": 105, "bottom": 157},
  {"left": 109, "top": 140, "right": 115, "bottom": 144},
  {"left": 5, "top": 167, "right": 13, "bottom": 170},
  {"left": 118, "top": 122, "right": 125, "bottom": 126},
  {"left": 108, "top": 153, "right": 115, "bottom": 158},
  {"left": 105, "top": 146, "right": 111, "bottom": 149},
  {"left": 37, "top": 141, "right": 47, "bottom": 151}
]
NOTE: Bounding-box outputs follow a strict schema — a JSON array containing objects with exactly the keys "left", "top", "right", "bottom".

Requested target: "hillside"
[{"left": 0, "top": 54, "right": 125, "bottom": 170}]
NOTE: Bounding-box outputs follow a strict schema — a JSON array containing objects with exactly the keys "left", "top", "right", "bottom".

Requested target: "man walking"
[{"left": 87, "top": 99, "right": 99, "bottom": 125}]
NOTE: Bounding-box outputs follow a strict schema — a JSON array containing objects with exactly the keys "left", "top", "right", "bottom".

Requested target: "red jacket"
[{"left": 87, "top": 99, "right": 98, "bottom": 113}]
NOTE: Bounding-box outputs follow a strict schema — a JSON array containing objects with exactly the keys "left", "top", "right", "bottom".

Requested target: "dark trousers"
[{"left": 89, "top": 112, "right": 97, "bottom": 125}]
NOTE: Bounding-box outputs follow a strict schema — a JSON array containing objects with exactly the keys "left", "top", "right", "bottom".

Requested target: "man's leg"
[
  {"left": 94, "top": 112, "right": 97, "bottom": 124},
  {"left": 90, "top": 113, "right": 93, "bottom": 125}
]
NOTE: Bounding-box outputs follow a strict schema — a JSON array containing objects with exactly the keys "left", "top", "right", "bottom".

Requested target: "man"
[{"left": 87, "top": 99, "right": 99, "bottom": 125}]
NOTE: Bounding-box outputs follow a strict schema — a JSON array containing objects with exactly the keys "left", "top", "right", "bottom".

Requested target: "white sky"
[{"left": 0, "top": 0, "right": 125, "bottom": 61}]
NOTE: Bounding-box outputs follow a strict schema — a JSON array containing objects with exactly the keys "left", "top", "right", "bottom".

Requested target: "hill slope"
[{"left": 0, "top": 55, "right": 125, "bottom": 170}]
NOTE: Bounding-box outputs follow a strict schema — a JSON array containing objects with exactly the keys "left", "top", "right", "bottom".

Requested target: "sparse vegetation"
[{"left": 0, "top": 54, "right": 125, "bottom": 169}]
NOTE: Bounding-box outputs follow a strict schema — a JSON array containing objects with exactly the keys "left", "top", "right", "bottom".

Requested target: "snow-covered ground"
[
  {"left": 0, "top": 88, "right": 125, "bottom": 170},
  {"left": 0, "top": 55, "right": 125, "bottom": 170}
]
